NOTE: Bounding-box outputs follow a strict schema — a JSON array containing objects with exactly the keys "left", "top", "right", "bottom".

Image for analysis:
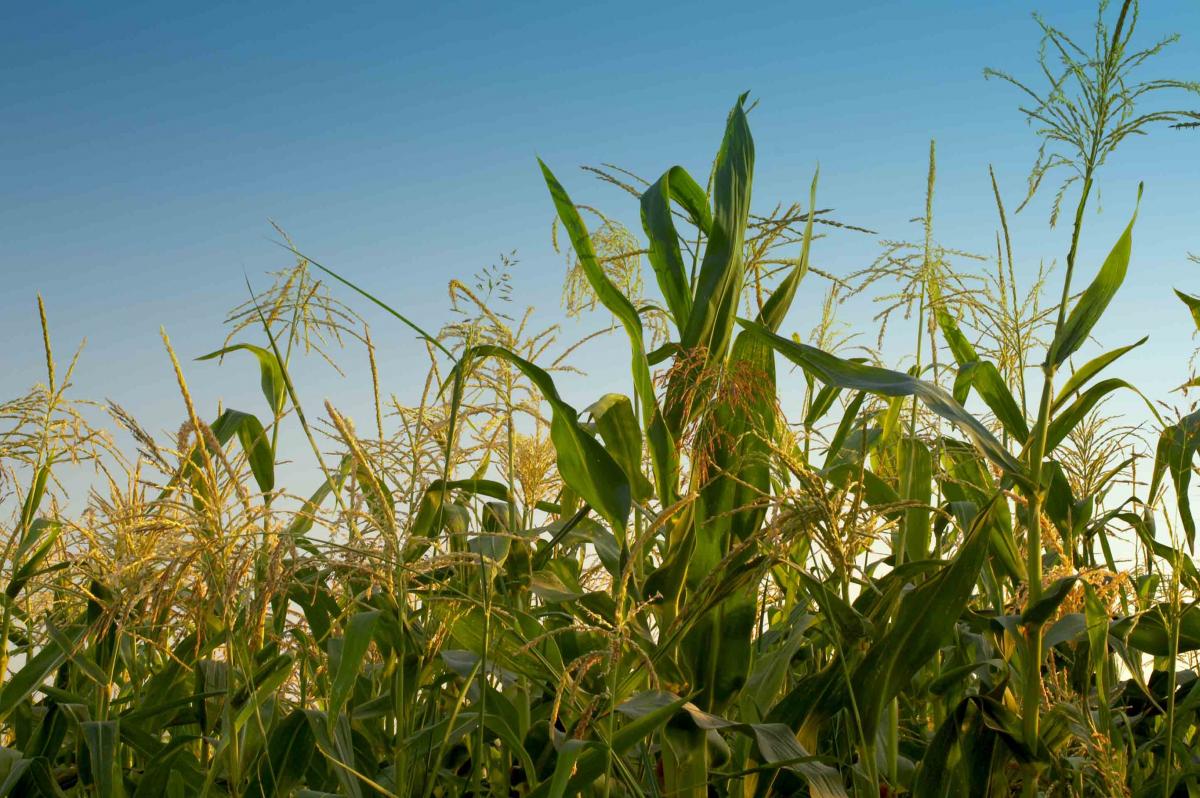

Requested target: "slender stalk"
[{"left": 1021, "top": 168, "right": 1095, "bottom": 798}]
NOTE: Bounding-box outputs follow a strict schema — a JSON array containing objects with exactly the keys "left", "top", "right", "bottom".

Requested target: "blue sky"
[{"left": 3, "top": 1, "right": 1200, "bottom": 493}]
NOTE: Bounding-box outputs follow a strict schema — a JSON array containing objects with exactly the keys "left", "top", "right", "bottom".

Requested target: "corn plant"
[{"left": 2, "top": 2, "right": 1200, "bottom": 797}]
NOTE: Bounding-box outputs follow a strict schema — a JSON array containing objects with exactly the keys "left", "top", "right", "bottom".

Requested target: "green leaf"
[
  {"left": 938, "top": 443, "right": 1023, "bottom": 583},
  {"left": 306, "top": 710, "right": 363, "bottom": 798},
  {"left": 1124, "top": 510, "right": 1200, "bottom": 593},
  {"left": 586, "top": 393, "right": 653, "bottom": 502},
  {"left": 913, "top": 697, "right": 1014, "bottom": 797},
  {"left": 1044, "top": 378, "right": 1157, "bottom": 456},
  {"left": 683, "top": 330, "right": 777, "bottom": 711},
  {"left": 328, "top": 610, "right": 379, "bottom": 721},
  {"left": 640, "top": 166, "right": 710, "bottom": 327},
  {"left": 233, "top": 655, "right": 293, "bottom": 731},
  {"left": 246, "top": 710, "right": 316, "bottom": 798},
  {"left": 1083, "top": 583, "right": 1112, "bottom": 731},
  {"left": 1176, "top": 288, "right": 1200, "bottom": 331},
  {"left": 931, "top": 277, "right": 1028, "bottom": 440},
  {"left": 805, "top": 381, "right": 844, "bottom": 429},
  {"left": 17, "top": 465, "right": 49, "bottom": 541},
  {"left": 1046, "top": 186, "right": 1141, "bottom": 370},
  {"left": 681, "top": 95, "right": 755, "bottom": 364},
  {"left": 898, "top": 437, "right": 933, "bottom": 562},
  {"left": 0, "top": 756, "right": 68, "bottom": 798},
  {"left": 133, "top": 748, "right": 202, "bottom": 798},
  {"left": 758, "top": 168, "right": 818, "bottom": 333},
  {"left": 0, "top": 625, "right": 81, "bottom": 723},
  {"left": 540, "top": 159, "right": 676, "bottom": 504},
  {"left": 455, "top": 345, "right": 631, "bottom": 531},
  {"left": 197, "top": 343, "right": 287, "bottom": 416},
  {"left": 848, "top": 501, "right": 994, "bottom": 740},
  {"left": 528, "top": 692, "right": 689, "bottom": 798},
  {"left": 1020, "top": 576, "right": 1077, "bottom": 626},
  {"left": 821, "top": 392, "right": 867, "bottom": 469},
  {"left": 1052, "top": 337, "right": 1147, "bottom": 411},
  {"left": 81, "top": 721, "right": 120, "bottom": 798},
  {"left": 620, "top": 694, "right": 848, "bottom": 797},
  {"left": 284, "top": 456, "right": 352, "bottom": 541},
  {"left": 545, "top": 740, "right": 587, "bottom": 798},
  {"left": 952, "top": 360, "right": 1029, "bottom": 442},
  {"left": 210, "top": 409, "right": 275, "bottom": 494},
  {"left": 6, "top": 519, "right": 63, "bottom": 599},
  {"left": 741, "top": 613, "right": 815, "bottom": 722},
  {"left": 1117, "top": 602, "right": 1200, "bottom": 656},
  {"left": 1149, "top": 409, "right": 1200, "bottom": 547},
  {"left": 45, "top": 620, "right": 108, "bottom": 687},
  {"left": 740, "top": 319, "right": 1026, "bottom": 481}
]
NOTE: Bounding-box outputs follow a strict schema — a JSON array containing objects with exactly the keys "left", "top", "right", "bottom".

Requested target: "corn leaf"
[
  {"left": 1052, "top": 337, "right": 1147, "bottom": 411},
  {"left": 849, "top": 502, "right": 993, "bottom": 740},
  {"left": 758, "top": 169, "right": 818, "bottom": 333},
  {"left": 457, "top": 344, "right": 632, "bottom": 531},
  {"left": 328, "top": 610, "right": 379, "bottom": 722},
  {"left": 681, "top": 95, "right": 755, "bottom": 363},
  {"left": 540, "top": 159, "right": 676, "bottom": 503},
  {"left": 640, "top": 166, "right": 709, "bottom": 327},
  {"left": 197, "top": 343, "right": 287, "bottom": 417},
  {"left": 586, "top": 393, "right": 653, "bottom": 502},
  {"left": 1046, "top": 186, "right": 1140, "bottom": 370},
  {"left": 80, "top": 721, "right": 119, "bottom": 798},
  {"left": 210, "top": 408, "right": 275, "bottom": 494},
  {"left": 740, "top": 319, "right": 1026, "bottom": 482},
  {"left": 1148, "top": 409, "right": 1200, "bottom": 547}
]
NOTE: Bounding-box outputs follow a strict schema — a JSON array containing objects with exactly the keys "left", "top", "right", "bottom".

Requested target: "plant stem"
[{"left": 1021, "top": 170, "right": 1095, "bottom": 797}]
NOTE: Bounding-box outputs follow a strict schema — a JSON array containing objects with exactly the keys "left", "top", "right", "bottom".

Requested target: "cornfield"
[{"left": 4, "top": 1, "right": 1200, "bottom": 795}]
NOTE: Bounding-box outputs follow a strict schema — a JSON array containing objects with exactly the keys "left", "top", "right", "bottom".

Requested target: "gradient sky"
[{"left": 4, "top": 1, "right": 1200, "bottom": 495}]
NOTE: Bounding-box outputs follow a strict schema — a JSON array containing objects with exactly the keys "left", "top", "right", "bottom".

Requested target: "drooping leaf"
[
  {"left": 540, "top": 159, "right": 676, "bottom": 504},
  {"left": 740, "top": 319, "right": 1026, "bottom": 481},
  {"left": 197, "top": 343, "right": 287, "bottom": 416},
  {"left": 210, "top": 408, "right": 275, "bottom": 494},
  {"left": 1148, "top": 409, "right": 1200, "bottom": 547},
  {"left": 640, "top": 166, "right": 710, "bottom": 327},
  {"left": 455, "top": 345, "right": 632, "bottom": 531}
]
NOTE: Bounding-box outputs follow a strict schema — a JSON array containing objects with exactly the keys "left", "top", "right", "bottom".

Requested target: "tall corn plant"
[
  {"left": 985, "top": 3, "right": 1198, "bottom": 789},
  {"left": 539, "top": 94, "right": 828, "bottom": 793}
]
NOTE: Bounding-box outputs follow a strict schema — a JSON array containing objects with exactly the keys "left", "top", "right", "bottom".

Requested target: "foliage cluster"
[{"left": 2, "top": 1, "right": 1200, "bottom": 795}]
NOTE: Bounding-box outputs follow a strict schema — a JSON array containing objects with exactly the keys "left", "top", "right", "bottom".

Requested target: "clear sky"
[{"left": 3, "top": 1, "right": 1199, "bottom": 494}]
